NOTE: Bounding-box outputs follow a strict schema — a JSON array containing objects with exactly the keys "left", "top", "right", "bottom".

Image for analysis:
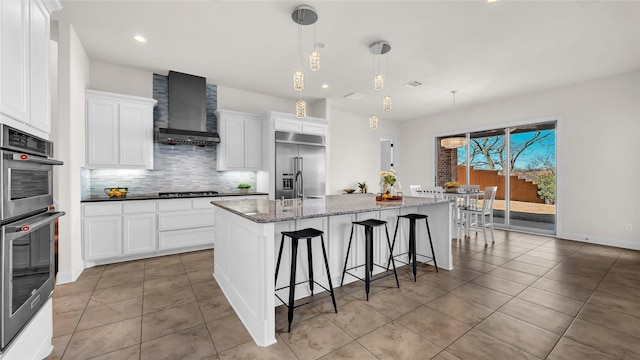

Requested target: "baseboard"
[
  {"left": 559, "top": 232, "right": 640, "bottom": 251},
  {"left": 55, "top": 262, "right": 85, "bottom": 285}
]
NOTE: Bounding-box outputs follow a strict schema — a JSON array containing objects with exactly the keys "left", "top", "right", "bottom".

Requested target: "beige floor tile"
[
  {"left": 311, "top": 287, "right": 358, "bottom": 314},
  {"left": 77, "top": 296, "right": 143, "bottom": 331},
  {"left": 498, "top": 298, "right": 573, "bottom": 335},
  {"left": 95, "top": 271, "right": 145, "bottom": 290},
  {"left": 552, "top": 262, "right": 607, "bottom": 280},
  {"left": 475, "top": 312, "right": 559, "bottom": 358},
  {"left": 198, "top": 294, "right": 235, "bottom": 322},
  {"left": 192, "top": 280, "right": 224, "bottom": 301},
  {"left": 443, "top": 267, "right": 485, "bottom": 282},
  {"left": 142, "top": 301, "right": 204, "bottom": 342},
  {"left": 562, "top": 256, "right": 612, "bottom": 271},
  {"left": 392, "top": 277, "right": 447, "bottom": 304},
  {"left": 53, "top": 291, "right": 92, "bottom": 315},
  {"left": 565, "top": 318, "right": 640, "bottom": 359},
  {"left": 481, "top": 248, "right": 522, "bottom": 260},
  {"left": 530, "top": 277, "right": 594, "bottom": 301},
  {"left": 218, "top": 334, "right": 298, "bottom": 360},
  {"left": 516, "top": 287, "right": 584, "bottom": 316},
  {"left": 180, "top": 249, "right": 213, "bottom": 263},
  {"left": 468, "top": 253, "right": 512, "bottom": 266},
  {"left": 524, "top": 249, "right": 568, "bottom": 262},
  {"left": 547, "top": 337, "right": 618, "bottom": 360},
  {"left": 447, "top": 329, "right": 540, "bottom": 360},
  {"left": 319, "top": 341, "right": 378, "bottom": 360},
  {"left": 426, "top": 294, "right": 493, "bottom": 326},
  {"left": 359, "top": 287, "right": 422, "bottom": 319},
  {"left": 487, "top": 267, "right": 539, "bottom": 285},
  {"left": 431, "top": 350, "right": 463, "bottom": 360},
  {"left": 588, "top": 290, "right": 640, "bottom": 318},
  {"left": 102, "top": 261, "right": 145, "bottom": 276},
  {"left": 275, "top": 301, "right": 321, "bottom": 332},
  {"left": 492, "top": 243, "right": 538, "bottom": 253},
  {"left": 449, "top": 283, "right": 513, "bottom": 310},
  {"left": 578, "top": 303, "right": 640, "bottom": 338},
  {"left": 455, "top": 259, "right": 498, "bottom": 273},
  {"left": 88, "top": 281, "right": 144, "bottom": 306},
  {"left": 142, "top": 285, "right": 196, "bottom": 314},
  {"left": 143, "top": 273, "right": 191, "bottom": 295},
  {"left": 53, "top": 309, "right": 83, "bottom": 337},
  {"left": 144, "top": 254, "right": 182, "bottom": 269},
  {"left": 543, "top": 269, "right": 600, "bottom": 290},
  {"left": 186, "top": 268, "right": 215, "bottom": 285},
  {"left": 46, "top": 334, "right": 72, "bottom": 360},
  {"left": 183, "top": 258, "right": 214, "bottom": 273},
  {"left": 88, "top": 344, "right": 141, "bottom": 360},
  {"left": 397, "top": 305, "right": 471, "bottom": 347},
  {"left": 144, "top": 262, "right": 186, "bottom": 280},
  {"left": 471, "top": 274, "right": 527, "bottom": 296},
  {"left": 63, "top": 317, "right": 141, "bottom": 359},
  {"left": 596, "top": 280, "right": 640, "bottom": 301},
  {"left": 604, "top": 266, "right": 640, "bottom": 289},
  {"left": 207, "top": 314, "right": 255, "bottom": 353},
  {"left": 54, "top": 278, "right": 99, "bottom": 298},
  {"left": 418, "top": 272, "right": 467, "bottom": 292},
  {"left": 141, "top": 324, "right": 215, "bottom": 360},
  {"left": 278, "top": 315, "right": 352, "bottom": 359},
  {"left": 501, "top": 260, "right": 549, "bottom": 276},
  {"left": 357, "top": 321, "right": 442, "bottom": 359},
  {"left": 323, "top": 300, "right": 390, "bottom": 338}
]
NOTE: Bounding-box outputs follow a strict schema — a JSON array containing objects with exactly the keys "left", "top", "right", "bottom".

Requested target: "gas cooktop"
[{"left": 158, "top": 191, "right": 219, "bottom": 198}]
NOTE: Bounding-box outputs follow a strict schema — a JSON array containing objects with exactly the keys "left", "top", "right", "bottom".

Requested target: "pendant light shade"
[
  {"left": 293, "top": 71, "right": 304, "bottom": 91},
  {"left": 309, "top": 50, "right": 320, "bottom": 71},
  {"left": 296, "top": 99, "right": 307, "bottom": 118},
  {"left": 383, "top": 95, "right": 392, "bottom": 111},
  {"left": 369, "top": 115, "right": 378, "bottom": 129},
  {"left": 441, "top": 90, "right": 467, "bottom": 149}
]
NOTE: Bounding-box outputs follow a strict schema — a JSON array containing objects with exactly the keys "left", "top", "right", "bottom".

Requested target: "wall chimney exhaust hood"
[{"left": 158, "top": 71, "right": 220, "bottom": 146}]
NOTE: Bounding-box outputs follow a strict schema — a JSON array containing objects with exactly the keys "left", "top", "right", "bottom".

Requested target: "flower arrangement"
[
  {"left": 380, "top": 169, "right": 397, "bottom": 186},
  {"left": 444, "top": 181, "right": 459, "bottom": 189}
]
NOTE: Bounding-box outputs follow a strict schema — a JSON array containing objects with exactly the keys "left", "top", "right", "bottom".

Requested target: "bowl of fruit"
[{"left": 104, "top": 187, "right": 128, "bottom": 198}]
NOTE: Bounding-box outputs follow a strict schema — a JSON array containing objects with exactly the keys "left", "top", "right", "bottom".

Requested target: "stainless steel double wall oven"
[{"left": 0, "top": 124, "right": 64, "bottom": 350}]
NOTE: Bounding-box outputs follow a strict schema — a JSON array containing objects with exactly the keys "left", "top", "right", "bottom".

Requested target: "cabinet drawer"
[
  {"left": 158, "top": 210, "right": 215, "bottom": 231},
  {"left": 274, "top": 118, "right": 302, "bottom": 132},
  {"left": 123, "top": 200, "right": 156, "bottom": 214},
  {"left": 193, "top": 197, "right": 219, "bottom": 209},
  {"left": 158, "top": 227, "right": 214, "bottom": 250},
  {"left": 83, "top": 203, "right": 121, "bottom": 217},
  {"left": 158, "top": 199, "right": 192, "bottom": 211}
]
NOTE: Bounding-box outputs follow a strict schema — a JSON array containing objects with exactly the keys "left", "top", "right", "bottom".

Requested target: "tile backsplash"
[{"left": 81, "top": 74, "right": 256, "bottom": 198}]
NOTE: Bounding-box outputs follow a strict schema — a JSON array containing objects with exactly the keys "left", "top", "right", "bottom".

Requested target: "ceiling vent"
[
  {"left": 343, "top": 92, "right": 366, "bottom": 100},
  {"left": 404, "top": 81, "right": 423, "bottom": 88}
]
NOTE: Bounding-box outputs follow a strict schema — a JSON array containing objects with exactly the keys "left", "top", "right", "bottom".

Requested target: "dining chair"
[
  {"left": 420, "top": 186, "right": 444, "bottom": 199},
  {"left": 459, "top": 186, "right": 497, "bottom": 245},
  {"left": 409, "top": 185, "right": 422, "bottom": 197}
]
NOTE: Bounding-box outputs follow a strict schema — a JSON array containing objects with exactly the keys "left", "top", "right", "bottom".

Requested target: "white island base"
[{"left": 213, "top": 195, "right": 452, "bottom": 347}]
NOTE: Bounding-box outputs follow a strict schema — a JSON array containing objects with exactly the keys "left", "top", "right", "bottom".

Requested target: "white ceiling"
[{"left": 52, "top": 0, "right": 640, "bottom": 122}]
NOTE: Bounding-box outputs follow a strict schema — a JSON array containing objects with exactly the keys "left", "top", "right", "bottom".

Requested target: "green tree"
[{"left": 536, "top": 173, "right": 556, "bottom": 204}]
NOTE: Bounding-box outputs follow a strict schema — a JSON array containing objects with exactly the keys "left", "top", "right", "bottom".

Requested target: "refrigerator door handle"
[{"left": 294, "top": 157, "right": 303, "bottom": 199}]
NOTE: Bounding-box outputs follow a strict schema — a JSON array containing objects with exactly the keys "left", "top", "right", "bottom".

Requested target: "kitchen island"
[{"left": 211, "top": 194, "right": 453, "bottom": 347}]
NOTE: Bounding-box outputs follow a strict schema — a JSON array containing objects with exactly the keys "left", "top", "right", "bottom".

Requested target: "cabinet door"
[
  {"left": 83, "top": 215, "right": 122, "bottom": 260},
  {"left": 123, "top": 213, "right": 156, "bottom": 255},
  {"left": 119, "top": 102, "right": 152, "bottom": 168},
  {"left": 301, "top": 122, "right": 327, "bottom": 135},
  {"left": 244, "top": 116, "right": 262, "bottom": 169},
  {"left": 159, "top": 227, "right": 214, "bottom": 250},
  {"left": 28, "top": 0, "right": 50, "bottom": 133},
  {"left": 224, "top": 115, "right": 245, "bottom": 169},
  {"left": 86, "top": 98, "right": 119, "bottom": 167},
  {"left": 0, "top": 0, "right": 30, "bottom": 123}
]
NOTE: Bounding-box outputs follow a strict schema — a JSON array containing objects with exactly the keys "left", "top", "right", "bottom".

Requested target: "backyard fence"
[{"left": 457, "top": 166, "right": 543, "bottom": 203}]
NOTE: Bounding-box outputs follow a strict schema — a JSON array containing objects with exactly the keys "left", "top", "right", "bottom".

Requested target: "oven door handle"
[
  {"left": 10, "top": 153, "right": 63, "bottom": 166},
  {"left": 4, "top": 211, "right": 65, "bottom": 238}
]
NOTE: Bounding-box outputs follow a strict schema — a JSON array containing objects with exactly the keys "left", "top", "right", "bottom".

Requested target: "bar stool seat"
[
  {"left": 275, "top": 228, "right": 337, "bottom": 332},
  {"left": 341, "top": 219, "right": 400, "bottom": 300},
  {"left": 389, "top": 213, "right": 438, "bottom": 282}
]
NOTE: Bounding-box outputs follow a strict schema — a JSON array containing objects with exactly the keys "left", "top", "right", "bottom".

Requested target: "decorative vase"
[{"left": 381, "top": 182, "right": 392, "bottom": 195}]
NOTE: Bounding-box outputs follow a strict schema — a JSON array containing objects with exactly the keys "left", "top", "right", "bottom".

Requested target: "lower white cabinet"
[
  {"left": 123, "top": 201, "right": 157, "bottom": 255},
  {"left": 157, "top": 197, "right": 216, "bottom": 250},
  {"left": 84, "top": 215, "right": 123, "bottom": 261}
]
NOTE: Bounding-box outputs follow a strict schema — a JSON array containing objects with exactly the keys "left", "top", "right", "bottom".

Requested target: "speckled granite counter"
[
  {"left": 81, "top": 191, "right": 268, "bottom": 202},
  {"left": 212, "top": 193, "right": 453, "bottom": 347},
  {"left": 211, "top": 194, "right": 451, "bottom": 223}
]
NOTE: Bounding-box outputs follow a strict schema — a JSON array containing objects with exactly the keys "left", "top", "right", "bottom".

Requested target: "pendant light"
[
  {"left": 440, "top": 90, "right": 467, "bottom": 149},
  {"left": 369, "top": 115, "right": 378, "bottom": 129},
  {"left": 291, "top": 5, "right": 318, "bottom": 118},
  {"left": 369, "top": 41, "right": 392, "bottom": 129}
]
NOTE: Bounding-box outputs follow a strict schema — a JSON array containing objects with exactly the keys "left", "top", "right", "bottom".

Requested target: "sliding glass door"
[{"left": 436, "top": 121, "right": 556, "bottom": 234}]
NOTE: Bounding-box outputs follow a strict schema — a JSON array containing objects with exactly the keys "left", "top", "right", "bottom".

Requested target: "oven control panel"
[{"left": 0, "top": 125, "right": 53, "bottom": 158}]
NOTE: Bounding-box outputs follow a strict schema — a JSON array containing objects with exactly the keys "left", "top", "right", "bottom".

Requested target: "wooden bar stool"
[
  {"left": 389, "top": 213, "right": 438, "bottom": 281},
  {"left": 275, "top": 228, "right": 337, "bottom": 332},
  {"left": 340, "top": 219, "right": 400, "bottom": 300}
]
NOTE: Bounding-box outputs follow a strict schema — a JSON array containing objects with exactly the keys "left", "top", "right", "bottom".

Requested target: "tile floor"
[{"left": 46, "top": 230, "right": 640, "bottom": 360}]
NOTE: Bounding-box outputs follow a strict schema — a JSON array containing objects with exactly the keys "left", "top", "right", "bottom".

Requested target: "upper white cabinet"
[
  {"left": 216, "top": 109, "right": 263, "bottom": 171},
  {"left": 0, "top": 0, "right": 59, "bottom": 136},
  {"left": 85, "top": 90, "right": 157, "bottom": 169},
  {"left": 271, "top": 112, "right": 328, "bottom": 135}
]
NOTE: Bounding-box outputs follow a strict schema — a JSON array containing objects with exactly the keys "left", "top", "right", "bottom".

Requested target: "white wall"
[
  {"left": 217, "top": 85, "right": 296, "bottom": 115},
  {"left": 328, "top": 109, "right": 400, "bottom": 195},
  {"left": 54, "top": 22, "right": 90, "bottom": 283},
  {"left": 89, "top": 61, "right": 152, "bottom": 98},
  {"left": 398, "top": 71, "right": 640, "bottom": 249}
]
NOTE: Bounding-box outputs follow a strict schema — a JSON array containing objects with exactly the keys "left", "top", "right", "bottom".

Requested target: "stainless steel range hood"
[{"left": 158, "top": 71, "right": 220, "bottom": 146}]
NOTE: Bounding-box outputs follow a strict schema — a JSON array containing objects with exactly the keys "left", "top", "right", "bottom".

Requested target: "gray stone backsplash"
[{"left": 81, "top": 73, "right": 256, "bottom": 198}]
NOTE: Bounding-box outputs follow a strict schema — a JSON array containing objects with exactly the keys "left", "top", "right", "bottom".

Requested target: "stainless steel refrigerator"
[{"left": 275, "top": 131, "right": 326, "bottom": 199}]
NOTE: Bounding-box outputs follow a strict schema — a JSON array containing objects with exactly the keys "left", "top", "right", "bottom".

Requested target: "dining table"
[{"left": 441, "top": 188, "right": 484, "bottom": 239}]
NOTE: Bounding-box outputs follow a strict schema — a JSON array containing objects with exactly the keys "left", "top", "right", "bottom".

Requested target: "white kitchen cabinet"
[
  {"left": 271, "top": 112, "right": 328, "bottom": 135},
  {"left": 216, "top": 109, "right": 263, "bottom": 171},
  {"left": 85, "top": 90, "right": 157, "bottom": 169},
  {"left": 123, "top": 201, "right": 156, "bottom": 255},
  {"left": 158, "top": 198, "right": 215, "bottom": 250},
  {"left": 83, "top": 214, "right": 123, "bottom": 261},
  {"left": 0, "top": 0, "right": 57, "bottom": 136}
]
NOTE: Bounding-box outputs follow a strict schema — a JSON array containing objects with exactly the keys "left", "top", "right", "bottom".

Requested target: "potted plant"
[
  {"left": 357, "top": 182, "right": 367, "bottom": 193},
  {"left": 444, "top": 181, "right": 460, "bottom": 193},
  {"left": 237, "top": 183, "right": 251, "bottom": 193}
]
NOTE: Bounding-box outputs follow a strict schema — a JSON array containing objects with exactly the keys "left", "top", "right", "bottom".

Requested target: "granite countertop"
[
  {"left": 211, "top": 194, "right": 452, "bottom": 223},
  {"left": 81, "top": 191, "right": 269, "bottom": 203}
]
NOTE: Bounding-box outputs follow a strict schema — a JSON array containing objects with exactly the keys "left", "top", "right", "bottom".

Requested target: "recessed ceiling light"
[
  {"left": 403, "top": 81, "right": 422, "bottom": 88},
  {"left": 343, "top": 92, "right": 366, "bottom": 100},
  {"left": 134, "top": 35, "right": 147, "bottom": 43},
  {"left": 321, "top": 83, "right": 329, "bottom": 89},
  {"left": 485, "top": 0, "right": 497, "bottom": 3}
]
